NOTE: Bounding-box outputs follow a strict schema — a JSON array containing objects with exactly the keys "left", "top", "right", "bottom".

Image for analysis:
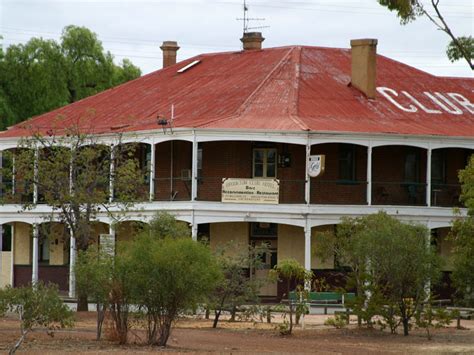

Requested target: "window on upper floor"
[
  {"left": 253, "top": 148, "right": 277, "bottom": 178},
  {"left": 404, "top": 149, "right": 420, "bottom": 183},
  {"left": 338, "top": 144, "right": 356, "bottom": 182},
  {"left": 431, "top": 150, "right": 447, "bottom": 185}
]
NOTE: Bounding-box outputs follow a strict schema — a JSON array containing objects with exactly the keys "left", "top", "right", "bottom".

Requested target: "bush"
[
  {"left": 128, "top": 234, "right": 222, "bottom": 346},
  {"left": 0, "top": 283, "right": 74, "bottom": 354}
]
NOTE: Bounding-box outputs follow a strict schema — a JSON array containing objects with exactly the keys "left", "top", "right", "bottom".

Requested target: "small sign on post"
[
  {"left": 99, "top": 234, "right": 115, "bottom": 256},
  {"left": 308, "top": 155, "right": 325, "bottom": 178}
]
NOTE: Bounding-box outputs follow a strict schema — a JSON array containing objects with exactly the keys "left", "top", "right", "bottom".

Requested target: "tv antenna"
[
  {"left": 237, "top": 0, "right": 269, "bottom": 34},
  {"left": 157, "top": 104, "right": 175, "bottom": 134}
]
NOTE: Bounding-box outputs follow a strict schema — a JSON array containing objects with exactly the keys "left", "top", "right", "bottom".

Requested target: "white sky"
[{"left": 0, "top": 0, "right": 473, "bottom": 77}]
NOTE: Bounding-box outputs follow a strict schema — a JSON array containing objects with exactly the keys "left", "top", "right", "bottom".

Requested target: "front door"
[{"left": 250, "top": 222, "right": 278, "bottom": 297}]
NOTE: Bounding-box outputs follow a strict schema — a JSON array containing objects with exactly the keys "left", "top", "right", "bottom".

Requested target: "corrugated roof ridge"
[
  {"left": 236, "top": 47, "right": 294, "bottom": 116},
  {"left": 287, "top": 46, "right": 308, "bottom": 131}
]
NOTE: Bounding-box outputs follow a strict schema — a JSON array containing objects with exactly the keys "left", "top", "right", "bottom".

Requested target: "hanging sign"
[
  {"left": 222, "top": 178, "right": 279, "bottom": 204},
  {"left": 308, "top": 155, "right": 325, "bottom": 177}
]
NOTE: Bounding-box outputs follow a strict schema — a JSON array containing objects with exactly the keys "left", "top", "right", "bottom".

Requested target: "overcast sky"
[{"left": 1, "top": 0, "right": 473, "bottom": 77}]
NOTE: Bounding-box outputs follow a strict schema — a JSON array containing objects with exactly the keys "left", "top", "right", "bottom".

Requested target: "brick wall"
[
  {"left": 197, "top": 141, "right": 306, "bottom": 203},
  {"left": 310, "top": 144, "right": 367, "bottom": 204},
  {"left": 372, "top": 145, "right": 427, "bottom": 205},
  {"left": 14, "top": 265, "right": 69, "bottom": 291},
  {"left": 154, "top": 140, "right": 192, "bottom": 201},
  {"left": 151, "top": 140, "right": 468, "bottom": 206}
]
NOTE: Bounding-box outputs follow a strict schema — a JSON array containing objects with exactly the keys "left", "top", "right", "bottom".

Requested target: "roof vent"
[{"left": 177, "top": 60, "right": 201, "bottom": 73}]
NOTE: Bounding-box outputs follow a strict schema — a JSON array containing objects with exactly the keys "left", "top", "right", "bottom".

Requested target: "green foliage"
[
  {"left": 0, "top": 283, "right": 74, "bottom": 354},
  {"left": 145, "top": 211, "right": 191, "bottom": 239},
  {"left": 0, "top": 25, "right": 141, "bottom": 126},
  {"left": 415, "top": 300, "right": 454, "bottom": 340},
  {"left": 318, "top": 212, "right": 441, "bottom": 336},
  {"left": 324, "top": 313, "right": 348, "bottom": 329},
  {"left": 75, "top": 248, "right": 114, "bottom": 340},
  {"left": 271, "top": 258, "right": 313, "bottom": 335},
  {"left": 447, "top": 36, "right": 474, "bottom": 63},
  {"left": 271, "top": 258, "right": 312, "bottom": 284},
  {"left": 377, "top": 0, "right": 473, "bottom": 69},
  {"left": 210, "top": 241, "right": 268, "bottom": 328},
  {"left": 2, "top": 130, "right": 146, "bottom": 251},
  {"left": 127, "top": 231, "right": 222, "bottom": 346},
  {"left": 450, "top": 156, "right": 474, "bottom": 306},
  {"left": 377, "top": 0, "right": 423, "bottom": 24},
  {"left": 459, "top": 155, "right": 474, "bottom": 215}
]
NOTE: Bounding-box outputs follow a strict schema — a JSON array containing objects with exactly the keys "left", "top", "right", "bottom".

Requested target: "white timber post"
[
  {"left": 32, "top": 223, "right": 39, "bottom": 285},
  {"left": 426, "top": 147, "right": 432, "bottom": 207},
  {"left": 191, "top": 132, "right": 198, "bottom": 201},
  {"left": 425, "top": 228, "right": 432, "bottom": 299},
  {"left": 191, "top": 210, "right": 198, "bottom": 241},
  {"left": 191, "top": 225, "right": 198, "bottom": 242},
  {"left": 33, "top": 147, "right": 39, "bottom": 204},
  {"left": 0, "top": 150, "right": 3, "bottom": 197},
  {"left": 367, "top": 144, "right": 372, "bottom": 206},
  {"left": 0, "top": 224, "right": 3, "bottom": 285},
  {"left": 109, "top": 145, "right": 115, "bottom": 203},
  {"left": 12, "top": 156, "right": 16, "bottom": 197},
  {"left": 149, "top": 142, "right": 156, "bottom": 202},
  {"left": 10, "top": 224, "right": 15, "bottom": 286},
  {"left": 0, "top": 153, "right": 2, "bottom": 280},
  {"left": 305, "top": 139, "right": 311, "bottom": 205},
  {"left": 304, "top": 218, "right": 311, "bottom": 290},
  {"left": 109, "top": 224, "right": 116, "bottom": 254},
  {"left": 69, "top": 149, "right": 74, "bottom": 195},
  {"left": 68, "top": 226, "right": 76, "bottom": 298}
]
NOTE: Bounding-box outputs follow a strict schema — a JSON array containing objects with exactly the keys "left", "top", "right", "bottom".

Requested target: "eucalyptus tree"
[{"left": 378, "top": 0, "right": 473, "bottom": 70}]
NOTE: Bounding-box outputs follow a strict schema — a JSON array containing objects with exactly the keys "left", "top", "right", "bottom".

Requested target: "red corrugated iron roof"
[{"left": 1, "top": 45, "right": 473, "bottom": 138}]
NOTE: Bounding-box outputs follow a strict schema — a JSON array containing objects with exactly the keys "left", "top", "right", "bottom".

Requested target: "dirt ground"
[{"left": 1, "top": 312, "right": 473, "bottom": 354}]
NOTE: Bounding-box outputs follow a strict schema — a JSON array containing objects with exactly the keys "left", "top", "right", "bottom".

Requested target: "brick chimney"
[
  {"left": 240, "top": 32, "right": 265, "bottom": 50},
  {"left": 350, "top": 39, "right": 378, "bottom": 99},
  {"left": 160, "top": 41, "right": 180, "bottom": 68}
]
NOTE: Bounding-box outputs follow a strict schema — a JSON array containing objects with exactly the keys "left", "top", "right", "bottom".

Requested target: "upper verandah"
[{"left": 0, "top": 39, "right": 473, "bottom": 139}]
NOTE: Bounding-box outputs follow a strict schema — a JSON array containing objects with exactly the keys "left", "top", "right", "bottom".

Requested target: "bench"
[
  {"left": 288, "top": 291, "right": 356, "bottom": 315},
  {"left": 446, "top": 307, "right": 474, "bottom": 329}
]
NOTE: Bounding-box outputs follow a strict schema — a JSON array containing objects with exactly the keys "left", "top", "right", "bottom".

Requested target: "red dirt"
[{"left": 0, "top": 312, "right": 473, "bottom": 354}]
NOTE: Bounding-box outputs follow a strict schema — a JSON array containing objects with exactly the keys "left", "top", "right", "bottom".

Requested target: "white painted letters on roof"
[{"left": 377, "top": 87, "right": 473, "bottom": 115}]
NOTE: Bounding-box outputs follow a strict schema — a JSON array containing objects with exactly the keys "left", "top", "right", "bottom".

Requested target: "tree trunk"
[
  {"left": 402, "top": 317, "right": 409, "bottom": 336},
  {"left": 77, "top": 294, "right": 88, "bottom": 312},
  {"left": 96, "top": 303, "right": 106, "bottom": 340},
  {"left": 9, "top": 330, "right": 28, "bottom": 355},
  {"left": 205, "top": 307, "right": 210, "bottom": 320},
  {"left": 229, "top": 306, "right": 237, "bottom": 322},
  {"left": 157, "top": 319, "right": 172, "bottom": 346},
  {"left": 289, "top": 304, "right": 294, "bottom": 334},
  {"left": 213, "top": 309, "right": 221, "bottom": 328}
]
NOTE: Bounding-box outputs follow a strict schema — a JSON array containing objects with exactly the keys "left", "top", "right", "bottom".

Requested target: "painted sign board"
[
  {"left": 308, "top": 155, "right": 325, "bottom": 178},
  {"left": 99, "top": 234, "right": 115, "bottom": 256},
  {"left": 222, "top": 178, "right": 279, "bottom": 204}
]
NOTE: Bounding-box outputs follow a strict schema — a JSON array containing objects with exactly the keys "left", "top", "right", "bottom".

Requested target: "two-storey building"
[{"left": 0, "top": 33, "right": 472, "bottom": 299}]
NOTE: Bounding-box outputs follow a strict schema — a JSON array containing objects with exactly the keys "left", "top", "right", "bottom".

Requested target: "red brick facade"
[{"left": 152, "top": 141, "right": 471, "bottom": 206}]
